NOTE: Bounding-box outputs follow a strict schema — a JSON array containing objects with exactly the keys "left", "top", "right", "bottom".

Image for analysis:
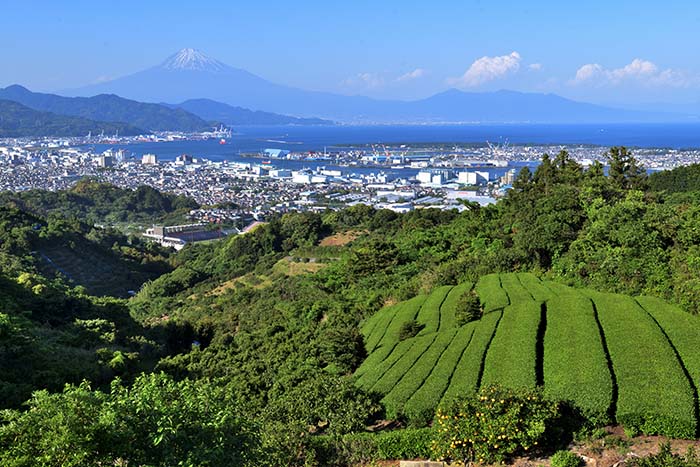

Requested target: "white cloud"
[
  {"left": 448, "top": 51, "right": 521, "bottom": 87},
  {"left": 610, "top": 58, "right": 657, "bottom": 82},
  {"left": 396, "top": 68, "right": 427, "bottom": 82},
  {"left": 651, "top": 68, "right": 690, "bottom": 87},
  {"left": 528, "top": 63, "right": 543, "bottom": 71},
  {"left": 574, "top": 63, "right": 604, "bottom": 83},
  {"left": 341, "top": 72, "right": 385, "bottom": 89},
  {"left": 572, "top": 58, "right": 691, "bottom": 87}
]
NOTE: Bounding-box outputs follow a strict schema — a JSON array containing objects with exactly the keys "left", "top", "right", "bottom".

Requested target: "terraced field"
[{"left": 355, "top": 273, "right": 700, "bottom": 438}]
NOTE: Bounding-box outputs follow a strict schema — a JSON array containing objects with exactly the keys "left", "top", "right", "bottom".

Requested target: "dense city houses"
[{"left": 2, "top": 135, "right": 700, "bottom": 224}]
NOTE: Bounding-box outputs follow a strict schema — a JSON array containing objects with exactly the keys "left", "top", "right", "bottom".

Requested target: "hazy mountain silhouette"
[
  {"left": 0, "top": 84, "right": 214, "bottom": 132},
  {"left": 167, "top": 99, "right": 333, "bottom": 125},
  {"left": 0, "top": 99, "right": 144, "bottom": 137},
  {"left": 67, "top": 48, "right": 688, "bottom": 123}
]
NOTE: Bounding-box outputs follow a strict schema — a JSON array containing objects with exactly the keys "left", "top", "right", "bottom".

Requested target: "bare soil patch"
[{"left": 320, "top": 230, "right": 364, "bottom": 247}]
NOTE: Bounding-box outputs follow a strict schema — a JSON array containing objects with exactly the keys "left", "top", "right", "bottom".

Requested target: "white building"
[
  {"left": 417, "top": 169, "right": 453, "bottom": 186},
  {"left": 292, "top": 171, "right": 312, "bottom": 184},
  {"left": 96, "top": 155, "right": 113, "bottom": 168},
  {"left": 320, "top": 168, "right": 342, "bottom": 177},
  {"left": 457, "top": 170, "right": 490, "bottom": 186},
  {"left": 142, "top": 153, "right": 158, "bottom": 165},
  {"left": 416, "top": 170, "right": 433, "bottom": 184},
  {"left": 270, "top": 169, "right": 292, "bottom": 178}
]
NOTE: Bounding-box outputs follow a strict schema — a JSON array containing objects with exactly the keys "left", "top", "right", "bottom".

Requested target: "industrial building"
[{"left": 144, "top": 223, "right": 233, "bottom": 250}]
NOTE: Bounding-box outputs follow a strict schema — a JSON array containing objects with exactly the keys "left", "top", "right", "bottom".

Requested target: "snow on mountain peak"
[{"left": 159, "top": 48, "right": 229, "bottom": 72}]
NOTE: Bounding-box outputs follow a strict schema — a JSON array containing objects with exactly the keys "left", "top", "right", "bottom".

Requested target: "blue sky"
[{"left": 1, "top": 0, "right": 699, "bottom": 105}]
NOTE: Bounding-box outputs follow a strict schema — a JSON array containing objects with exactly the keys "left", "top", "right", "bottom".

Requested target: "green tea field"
[{"left": 355, "top": 273, "right": 700, "bottom": 438}]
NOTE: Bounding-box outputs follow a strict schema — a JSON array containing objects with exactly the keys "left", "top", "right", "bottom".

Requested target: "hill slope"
[
  {"left": 0, "top": 99, "right": 144, "bottom": 137},
  {"left": 0, "top": 85, "right": 215, "bottom": 132},
  {"left": 356, "top": 273, "right": 700, "bottom": 438}
]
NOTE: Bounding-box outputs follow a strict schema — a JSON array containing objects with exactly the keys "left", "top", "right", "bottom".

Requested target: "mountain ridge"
[
  {"left": 65, "top": 48, "right": 691, "bottom": 124},
  {"left": 168, "top": 98, "right": 334, "bottom": 125},
  {"left": 0, "top": 85, "right": 216, "bottom": 132},
  {"left": 0, "top": 99, "right": 144, "bottom": 137}
]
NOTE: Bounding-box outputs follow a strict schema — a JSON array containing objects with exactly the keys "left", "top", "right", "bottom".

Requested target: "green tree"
[
  {"left": 0, "top": 373, "right": 261, "bottom": 467},
  {"left": 606, "top": 146, "right": 648, "bottom": 193}
]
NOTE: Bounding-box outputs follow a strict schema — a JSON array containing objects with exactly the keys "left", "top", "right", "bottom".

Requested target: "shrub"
[
  {"left": 374, "top": 428, "right": 433, "bottom": 460},
  {"left": 0, "top": 373, "right": 261, "bottom": 467},
  {"left": 310, "top": 428, "right": 432, "bottom": 466},
  {"left": 399, "top": 320, "right": 423, "bottom": 341},
  {"left": 455, "top": 290, "right": 482, "bottom": 325},
  {"left": 438, "top": 282, "right": 472, "bottom": 330},
  {"left": 431, "top": 385, "right": 560, "bottom": 465},
  {"left": 551, "top": 450, "right": 584, "bottom": 467}
]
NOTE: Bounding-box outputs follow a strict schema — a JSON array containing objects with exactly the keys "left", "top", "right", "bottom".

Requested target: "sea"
[{"left": 85, "top": 123, "right": 700, "bottom": 176}]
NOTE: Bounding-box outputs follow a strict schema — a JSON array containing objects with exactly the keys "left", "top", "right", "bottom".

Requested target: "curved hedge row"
[
  {"left": 382, "top": 329, "right": 458, "bottom": 419},
  {"left": 517, "top": 273, "right": 552, "bottom": 302},
  {"left": 355, "top": 295, "right": 427, "bottom": 380},
  {"left": 415, "top": 286, "right": 452, "bottom": 335},
  {"left": 499, "top": 273, "right": 535, "bottom": 303},
  {"left": 361, "top": 303, "right": 398, "bottom": 353},
  {"left": 475, "top": 274, "right": 509, "bottom": 312},
  {"left": 438, "top": 282, "right": 473, "bottom": 331},
  {"left": 480, "top": 301, "right": 540, "bottom": 390},
  {"left": 586, "top": 290, "right": 696, "bottom": 438},
  {"left": 403, "top": 323, "right": 476, "bottom": 425},
  {"left": 370, "top": 334, "right": 437, "bottom": 395},
  {"left": 637, "top": 296, "right": 700, "bottom": 393},
  {"left": 636, "top": 295, "right": 700, "bottom": 436},
  {"left": 356, "top": 338, "right": 416, "bottom": 390},
  {"left": 441, "top": 310, "right": 503, "bottom": 405},
  {"left": 543, "top": 289, "right": 613, "bottom": 423}
]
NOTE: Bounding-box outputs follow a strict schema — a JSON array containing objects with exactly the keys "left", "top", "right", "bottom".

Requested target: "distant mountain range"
[
  {"left": 67, "top": 48, "right": 693, "bottom": 124},
  {"left": 0, "top": 84, "right": 334, "bottom": 137},
  {"left": 0, "top": 100, "right": 143, "bottom": 138},
  {"left": 0, "top": 85, "right": 214, "bottom": 132},
  {"left": 168, "top": 99, "right": 333, "bottom": 125}
]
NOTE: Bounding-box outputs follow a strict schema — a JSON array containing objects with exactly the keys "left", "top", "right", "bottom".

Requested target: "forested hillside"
[
  {"left": 3, "top": 149, "right": 700, "bottom": 466},
  {"left": 0, "top": 85, "right": 219, "bottom": 132},
  {"left": 0, "top": 99, "right": 144, "bottom": 137},
  {"left": 0, "top": 178, "right": 199, "bottom": 226},
  {"left": 0, "top": 206, "right": 184, "bottom": 412}
]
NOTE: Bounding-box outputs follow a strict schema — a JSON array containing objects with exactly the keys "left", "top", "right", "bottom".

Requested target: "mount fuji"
[
  {"left": 66, "top": 48, "right": 686, "bottom": 124},
  {"left": 159, "top": 48, "right": 230, "bottom": 72}
]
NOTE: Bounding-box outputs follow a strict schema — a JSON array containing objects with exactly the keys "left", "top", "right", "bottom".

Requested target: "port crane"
[{"left": 486, "top": 139, "right": 510, "bottom": 159}]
